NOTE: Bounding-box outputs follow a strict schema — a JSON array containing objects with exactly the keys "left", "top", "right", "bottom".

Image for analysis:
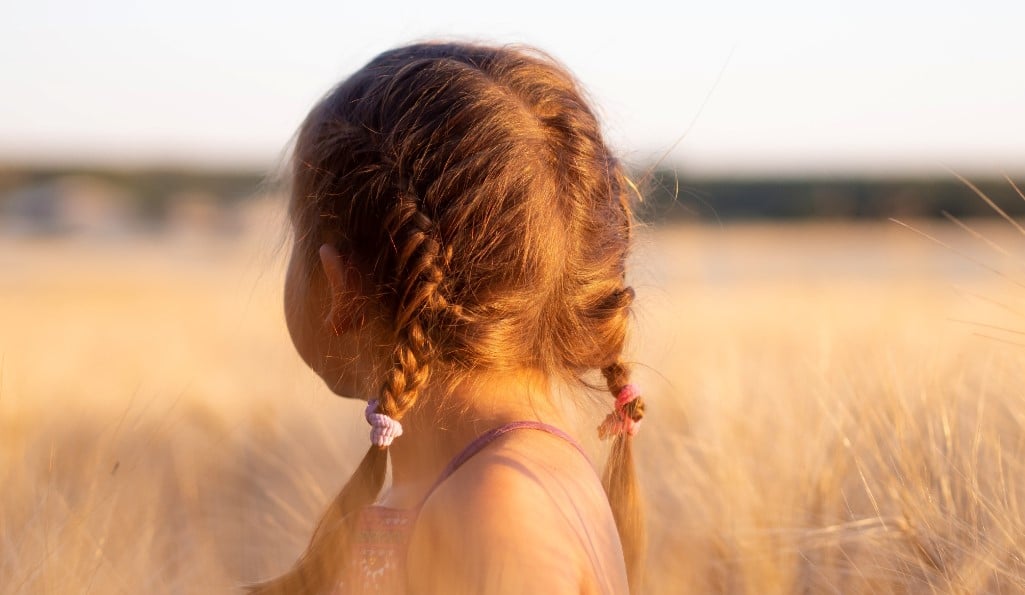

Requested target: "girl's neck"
[{"left": 376, "top": 369, "right": 564, "bottom": 509}]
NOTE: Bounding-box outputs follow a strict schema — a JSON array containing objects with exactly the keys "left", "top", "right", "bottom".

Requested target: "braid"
[
  {"left": 598, "top": 288, "right": 646, "bottom": 593},
  {"left": 249, "top": 189, "right": 451, "bottom": 595},
  {"left": 602, "top": 358, "right": 645, "bottom": 427},
  {"left": 379, "top": 187, "right": 453, "bottom": 417},
  {"left": 600, "top": 358, "right": 646, "bottom": 593}
]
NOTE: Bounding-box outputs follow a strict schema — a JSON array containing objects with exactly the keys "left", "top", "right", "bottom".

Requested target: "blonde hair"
[{"left": 251, "top": 40, "right": 646, "bottom": 593}]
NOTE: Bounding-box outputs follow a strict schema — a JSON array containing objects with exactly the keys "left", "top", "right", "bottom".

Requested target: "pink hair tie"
[
  {"left": 598, "top": 383, "right": 643, "bottom": 440},
  {"left": 365, "top": 399, "right": 403, "bottom": 447}
]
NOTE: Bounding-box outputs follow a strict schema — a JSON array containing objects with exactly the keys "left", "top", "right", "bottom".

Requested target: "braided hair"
[{"left": 251, "top": 40, "right": 646, "bottom": 593}]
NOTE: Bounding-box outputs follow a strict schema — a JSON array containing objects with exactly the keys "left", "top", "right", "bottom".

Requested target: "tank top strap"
[{"left": 415, "top": 421, "right": 590, "bottom": 511}]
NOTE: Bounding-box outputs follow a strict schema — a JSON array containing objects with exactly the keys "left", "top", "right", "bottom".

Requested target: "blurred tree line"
[
  {"left": 1, "top": 163, "right": 1022, "bottom": 225},
  {"left": 636, "top": 168, "right": 1025, "bottom": 222},
  {"left": 0, "top": 164, "right": 268, "bottom": 227}
]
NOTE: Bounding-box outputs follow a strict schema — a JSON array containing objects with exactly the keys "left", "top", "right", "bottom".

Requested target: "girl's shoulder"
[{"left": 406, "top": 428, "right": 628, "bottom": 594}]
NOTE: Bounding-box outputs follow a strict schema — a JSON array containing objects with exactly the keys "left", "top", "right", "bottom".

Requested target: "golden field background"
[{"left": 3, "top": 204, "right": 1025, "bottom": 594}]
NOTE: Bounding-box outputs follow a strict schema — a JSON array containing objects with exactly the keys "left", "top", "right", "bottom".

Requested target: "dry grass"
[{"left": 3, "top": 211, "right": 1025, "bottom": 594}]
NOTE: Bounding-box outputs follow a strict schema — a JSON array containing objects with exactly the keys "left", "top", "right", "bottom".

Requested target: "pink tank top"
[{"left": 332, "top": 421, "right": 589, "bottom": 594}]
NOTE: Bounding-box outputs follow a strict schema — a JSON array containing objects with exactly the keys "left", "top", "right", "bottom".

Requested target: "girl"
[{"left": 251, "top": 40, "right": 646, "bottom": 594}]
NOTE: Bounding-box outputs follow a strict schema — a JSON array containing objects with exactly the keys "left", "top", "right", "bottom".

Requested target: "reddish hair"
[{"left": 251, "top": 40, "right": 646, "bottom": 593}]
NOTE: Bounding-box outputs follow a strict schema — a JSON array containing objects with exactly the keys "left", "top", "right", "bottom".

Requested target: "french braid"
[{"left": 380, "top": 189, "right": 448, "bottom": 416}]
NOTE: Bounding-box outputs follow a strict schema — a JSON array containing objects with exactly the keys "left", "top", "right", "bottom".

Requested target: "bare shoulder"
[{"left": 407, "top": 429, "right": 628, "bottom": 594}]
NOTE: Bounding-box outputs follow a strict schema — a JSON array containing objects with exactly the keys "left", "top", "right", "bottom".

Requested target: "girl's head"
[{"left": 269, "top": 40, "right": 645, "bottom": 592}]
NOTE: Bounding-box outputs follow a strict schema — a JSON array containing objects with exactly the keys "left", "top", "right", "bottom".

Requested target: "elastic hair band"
[
  {"left": 598, "top": 383, "right": 643, "bottom": 440},
  {"left": 365, "top": 399, "right": 403, "bottom": 447}
]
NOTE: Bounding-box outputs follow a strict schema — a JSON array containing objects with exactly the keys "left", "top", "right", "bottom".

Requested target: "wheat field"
[{"left": 3, "top": 206, "right": 1025, "bottom": 593}]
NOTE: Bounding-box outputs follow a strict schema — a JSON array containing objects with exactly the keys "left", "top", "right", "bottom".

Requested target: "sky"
[{"left": 2, "top": 0, "right": 1024, "bottom": 176}]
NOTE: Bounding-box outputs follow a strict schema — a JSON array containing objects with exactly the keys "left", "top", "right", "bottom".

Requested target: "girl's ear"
[{"left": 318, "top": 243, "right": 364, "bottom": 333}]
